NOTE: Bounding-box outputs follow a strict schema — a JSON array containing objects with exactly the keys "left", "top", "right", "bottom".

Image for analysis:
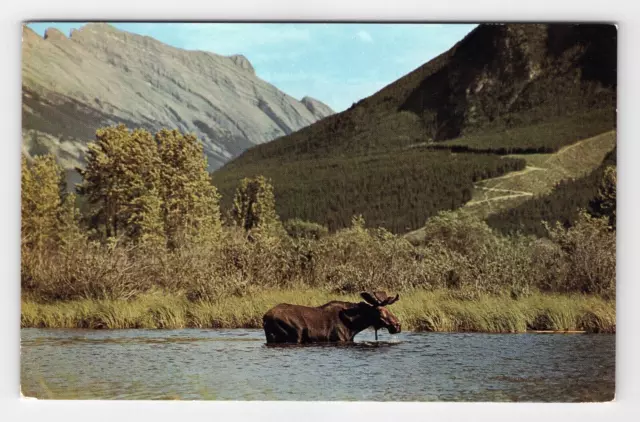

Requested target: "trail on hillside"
[
  {"left": 465, "top": 166, "right": 542, "bottom": 212},
  {"left": 466, "top": 184, "right": 534, "bottom": 213},
  {"left": 480, "top": 165, "right": 546, "bottom": 182},
  {"left": 464, "top": 131, "right": 616, "bottom": 212},
  {"left": 403, "top": 130, "right": 616, "bottom": 243}
]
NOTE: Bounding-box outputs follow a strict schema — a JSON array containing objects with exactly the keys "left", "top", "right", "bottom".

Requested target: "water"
[{"left": 20, "top": 329, "right": 615, "bottom": 401}]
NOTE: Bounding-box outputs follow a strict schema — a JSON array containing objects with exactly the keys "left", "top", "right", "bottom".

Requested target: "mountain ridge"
[{"left": 21, "top": 23, "right": 334, "bottom": 174}]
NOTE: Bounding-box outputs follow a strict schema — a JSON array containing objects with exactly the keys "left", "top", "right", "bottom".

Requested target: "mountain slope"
[
  {"left": 221, "top": 23, "right": 615, "bottom": 166},
  {"left": 212, "top": 23, "right": 617, "bottom": 233},
  {"left": 486, "top": 146, "right": 617, "bottom": 237},
  {"left": 21, "top": 23, "right": 334, "bottom": 173}
]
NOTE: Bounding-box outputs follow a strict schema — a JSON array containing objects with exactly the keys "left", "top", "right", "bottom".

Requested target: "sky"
[{"left": 26, "top": 22, "right": 477, "bottom": 112}]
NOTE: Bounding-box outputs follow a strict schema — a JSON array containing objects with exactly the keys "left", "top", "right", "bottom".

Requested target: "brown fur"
[{"left": 263, "top": 291, "right": 401, "bottom": 344}]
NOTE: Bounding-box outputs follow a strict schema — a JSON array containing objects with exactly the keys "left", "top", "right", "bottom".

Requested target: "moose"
[{"left": 262, "top": 291, "right": 401, "bottom": 344}]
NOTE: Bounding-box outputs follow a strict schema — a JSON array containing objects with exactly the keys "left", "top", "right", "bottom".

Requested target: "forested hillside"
[{"left": 212, "top": 23, "right": 617, "bottom": 233}]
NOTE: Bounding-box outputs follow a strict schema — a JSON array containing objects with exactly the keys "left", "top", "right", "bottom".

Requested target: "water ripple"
[{"left": 21, "top": 329, "right": 615, "bottom": 401}]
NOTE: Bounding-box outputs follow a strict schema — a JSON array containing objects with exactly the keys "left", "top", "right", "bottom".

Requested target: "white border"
[{"left": 3, "top": 1, "right": 640, "bottom": 421}]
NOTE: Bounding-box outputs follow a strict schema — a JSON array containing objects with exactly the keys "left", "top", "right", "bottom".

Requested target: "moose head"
[{"left": 359, "top": 291, "right": 401, "bottom": 337}]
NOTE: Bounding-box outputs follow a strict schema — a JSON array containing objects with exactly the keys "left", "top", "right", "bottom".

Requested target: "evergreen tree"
[
  {"left": 126, "top": 189, "right": 166, "bottom": 248},
  {"left": 22, "top": 154, "right": 84, "bottom": 250}
]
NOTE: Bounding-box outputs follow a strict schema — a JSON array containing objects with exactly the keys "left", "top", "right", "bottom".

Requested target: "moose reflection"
[{"left": 263, "top": 291, "right": 401, "bottom": 344}]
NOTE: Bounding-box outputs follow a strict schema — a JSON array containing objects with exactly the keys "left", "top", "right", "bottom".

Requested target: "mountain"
[
  {"left": 300, "top": 96, "right": 335, "bottom": 120},
  {"left": 21, "top": 23, "right": 334, "bottom": 176},
  {"left": 211, "top": 23, "right": 617, "bottom": 233}
]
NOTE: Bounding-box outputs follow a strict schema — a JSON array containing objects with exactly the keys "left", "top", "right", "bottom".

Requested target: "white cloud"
[{"left": 356, "top": 30, "right": 373, "bottom": 43}]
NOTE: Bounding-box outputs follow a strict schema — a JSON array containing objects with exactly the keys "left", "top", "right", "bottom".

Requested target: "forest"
[
  {"left": 212, "top": 107, "right": 615, "bottom": 234},
  {"left": 430, "top": 109, "right": 615, "bottom": 155},
  {"left": 213, "top": 149, "right": 526, "bottom": 233}
]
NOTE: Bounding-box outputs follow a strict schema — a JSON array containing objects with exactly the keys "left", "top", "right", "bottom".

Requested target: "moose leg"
[
  {"left": 263, "top": 319, "right": 281, "bottom": 344},
  {"left": 264, "top": 318, "right": 295, "bottom": 343},
  {"left": 375, "top": 329, "right": 378, "bottom": 341}
]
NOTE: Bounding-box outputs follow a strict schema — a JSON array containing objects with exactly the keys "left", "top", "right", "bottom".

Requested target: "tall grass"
[
  {"left": 21, "top": 288, "right": 615, "bottom": 333},
  {"left": 21, "top": 210, "right": 615, "bottom": 333}
]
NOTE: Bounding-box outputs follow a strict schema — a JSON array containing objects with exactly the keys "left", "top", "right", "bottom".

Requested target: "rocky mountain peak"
[
  {"left": 44, "top": 27, "right": 67, "bottom": 41},
  {"left": 228, "top": 54, "right": 255, "bottom": 74},
  {"left": 22, "top": 23, "right": 334, "bottom": 177}
]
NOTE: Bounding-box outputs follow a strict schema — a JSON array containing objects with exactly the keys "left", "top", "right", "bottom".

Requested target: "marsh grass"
[{"left": 22, "top": 288, "right": 615, "bottom": 333}]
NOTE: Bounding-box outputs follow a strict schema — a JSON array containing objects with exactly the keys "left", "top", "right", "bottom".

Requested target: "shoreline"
[
  {"left": 21, "top": 289, "right": 616, "bottom": 334},
  {"left": 19, "top": 327, "right": 601, "bottom": 335}
]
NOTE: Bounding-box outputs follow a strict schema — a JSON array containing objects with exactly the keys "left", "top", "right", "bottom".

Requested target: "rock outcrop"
[{"left": 301, "top": 96, "right": 335, "bottom": 121}]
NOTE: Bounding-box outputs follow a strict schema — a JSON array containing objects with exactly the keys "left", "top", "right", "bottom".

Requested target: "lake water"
[{"left": 20, "top": 328, "right": 615, "bottom": 401}]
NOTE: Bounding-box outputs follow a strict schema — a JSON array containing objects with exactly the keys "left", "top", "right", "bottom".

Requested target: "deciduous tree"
[
  {"left": 231, "top": 175, "right": 280, "bottom": 233},
  {"left": 77, "top": 125, "right": 164, "bottom": 244},
  {"left": 21, "top": 154, "right": 63, "bottom": 250},
  {"left": 155, "top": 129, "right": 221, "bottom": 247}
]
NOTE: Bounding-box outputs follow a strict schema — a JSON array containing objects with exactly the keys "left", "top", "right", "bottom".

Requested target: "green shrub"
[
  {"left": 545, "top": 211, "right": 616, "bottom": 297},
  {"left": 284, "top": 219, "right": 329, "bottom": 240}
]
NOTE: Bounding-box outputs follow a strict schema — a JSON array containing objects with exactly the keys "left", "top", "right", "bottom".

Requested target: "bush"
[
  {"left": 419, "top": 210, "right": 496, "bottom": 254},
  {"left": 284, "top": 219, "right": 329, "bottom": 240},
  {"left": 22, "top": 208, "right": 615, "bottom": 302},
  {"left": 545, "top": 211, "right": 616, "bottom": 297}
]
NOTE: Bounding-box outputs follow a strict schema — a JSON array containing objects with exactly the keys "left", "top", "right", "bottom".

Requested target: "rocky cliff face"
[{"left": 21, "top": 23, "right": 333, "bottom": 174}]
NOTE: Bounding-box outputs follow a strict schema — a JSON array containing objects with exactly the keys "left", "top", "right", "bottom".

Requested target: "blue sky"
[{"left": 27, "top": 22, "right": 477, "bottom": 112}]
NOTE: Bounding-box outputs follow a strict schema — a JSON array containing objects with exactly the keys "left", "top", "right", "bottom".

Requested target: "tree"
[
  {"left": 77, "top": 125, "right": 164, "bottom": 244},
  {"left": 21, "top": 154, "right": 63, "bottom": 250},
  {"left": 22, "top": 154, "right": 83, "bottom": 250},
  {"left": 125, "top": 189, "right": 165, "bottom": 248},
  {"left": 284, "top": 218, "right": 329, "bottom": 240},
  {"left": 155, "top": 129, "right": 221, "bottom": 247},
  {"left": 77, "top": 125, "right": 222, "bottom": 248},
  {"left": 231, "top": 175, "right": 280, "bottom": 233},
  {"left": 56, "top": 192, "right": 85, "bottom": 248},
  {"left": 546, "top": 211, "right": 616, "bottom": 296},
  {"left": 590, "top": 165, "right": 616, "bottom": 229}
]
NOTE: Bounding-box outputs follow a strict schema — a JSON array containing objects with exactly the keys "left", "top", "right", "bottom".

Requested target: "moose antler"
[
  {"left": 381, "top": 293, "right": 399, "bottom": 306},
  {"left": 360, "top": 292, "right": 380, "bottom": 306},
  {"left": 360, "top": 291, "right": 400, "bottom": 307}
]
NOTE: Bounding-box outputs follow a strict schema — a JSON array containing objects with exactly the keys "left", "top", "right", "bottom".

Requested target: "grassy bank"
[{"left": 21, "top": 289, "right": 615, "bottom": 333}]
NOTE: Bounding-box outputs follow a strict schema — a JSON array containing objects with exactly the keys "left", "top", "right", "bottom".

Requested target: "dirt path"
[
  {"left": 403, "top": 130, "right": 616, "bottom": 241},
  {"left": 466, "top": 185, "right": 533, "bottom": 212},
  {"left": 467, "top": 192, "right": 533, "bottom": 207},
  {"left": 474, "top": 185, "right": 534, "bottom": 196},
  {"left": 466, "top": 166, "right": 541, "bottom": 211},
  {"left": 466, "top": 131, "right": 615, "bottom": 211}
]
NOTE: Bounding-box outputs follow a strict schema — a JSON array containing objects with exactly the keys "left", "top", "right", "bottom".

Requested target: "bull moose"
[{"left": 262, "top": 291, "right": 401, "bottom": 344}]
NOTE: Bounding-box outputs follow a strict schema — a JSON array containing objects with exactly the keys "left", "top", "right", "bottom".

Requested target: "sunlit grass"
[{"left": 22, "top": 288, "right": 615, "bottom": 333}]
